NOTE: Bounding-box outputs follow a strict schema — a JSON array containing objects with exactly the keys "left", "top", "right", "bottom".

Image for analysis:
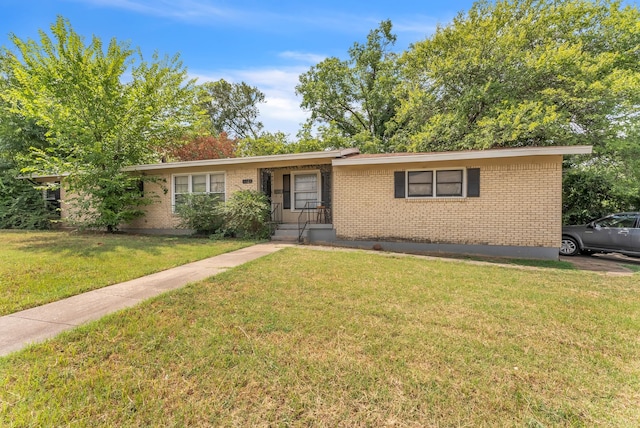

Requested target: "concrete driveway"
[{"left": 560, "top": 252, "right": 640, "bottom": 274}]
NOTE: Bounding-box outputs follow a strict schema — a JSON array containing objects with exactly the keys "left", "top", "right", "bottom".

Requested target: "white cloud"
[
  {"left": 68, "top": 0, "right": 394, "bottom": 35},
  {"left": 278, "top": 51, "right": 327, "bottom": 64},
  {"left": 393, "top": 18, "right": 441, "bottom": 37},
  {"left": 71, "top": 0, "right": 235, "bottom": 21}
]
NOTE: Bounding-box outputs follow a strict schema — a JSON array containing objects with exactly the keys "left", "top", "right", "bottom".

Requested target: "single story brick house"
[{"left": 42, "top": 145, "right": 592, "bottom": 260}]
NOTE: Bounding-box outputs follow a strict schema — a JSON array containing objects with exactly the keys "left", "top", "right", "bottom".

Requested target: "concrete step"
[
  {"left": 271, "top": 223, "right": 334, "bottom": 243},
  {"left": 270, "top": 234, "right": 299, "bottom": 242},
  {"left": 273, "top": 228, "right": 301, "bottom": 237},
  {"left": 274, "top": 223, "right": 333, "bottom": 230}
]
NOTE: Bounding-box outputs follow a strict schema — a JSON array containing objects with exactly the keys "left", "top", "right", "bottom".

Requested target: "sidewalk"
[{"left": 0, "top": 242, "right": 292, "bottom": 357}]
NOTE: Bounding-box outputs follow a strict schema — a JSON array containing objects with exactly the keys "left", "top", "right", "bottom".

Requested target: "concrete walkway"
[{"left": 0, "top": 242, "right": 291, "bottom": 357}]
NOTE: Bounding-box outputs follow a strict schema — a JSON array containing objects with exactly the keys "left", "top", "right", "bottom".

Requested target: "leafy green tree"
[
  {"left": 296, "top": 20, "right": 401, "bottom": 153},
  {"left": 235, "top": 130, "right": 331, "bottom": 157},
  {"left": 1, "top": 16, "right": 196, "bottom": 231},
  {"left": 198, "top": 79, "right": 265, "bottom": 140},
  {"left": 0, "top": 60, "right": 56, "bottom": 229},
  {"left": 563, "top": 129, "right": 640, "bottom": 224},
  {"left": 0, "top": 58, "right": 49, "bottom": 164},
  {"left": 394, "top": 0, "right": 640, "bottom": 153},
  {"left": 562, "top": 168, "right": 627, "bottom": 225},
  {"left": 235, "top": 131, "right": 290, "bottom": 157}
]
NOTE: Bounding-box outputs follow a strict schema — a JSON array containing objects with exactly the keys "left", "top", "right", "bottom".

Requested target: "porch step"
[
  {"left": 271, "top": 234, "right": 299, "bottom": 242},
  {"left": 275, "top": 223, "right": 334, "bottom": 230},
  {"left": 271, "top": 223, "right": 333, "bottom": 242}
]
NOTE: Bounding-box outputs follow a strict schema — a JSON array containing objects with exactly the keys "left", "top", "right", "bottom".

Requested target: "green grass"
[
  {"left": 1, "top": 247, "right": 639, "bottom": 426},
  {"left": 622, "top": 263, "right": 640, "bottom": 273},
  {"left": 450, "top": 254, "right": 577, "bottom": 270},
  {"left": 0, "top": 230, "right": 254, "bottom": 315}
]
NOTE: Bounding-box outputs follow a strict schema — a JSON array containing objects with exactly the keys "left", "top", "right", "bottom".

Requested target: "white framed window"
[
  {"left": 407, "top": 169, "right": 465, "bottom": 198},
  {"left": 172, "top": 172, "right": 226, "bottom": 212},
  {"left": 291, "top": 171, "right": 320, "bottom": 210}
]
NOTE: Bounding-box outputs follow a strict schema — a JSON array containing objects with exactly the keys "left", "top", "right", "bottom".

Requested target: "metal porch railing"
[{"left": 297, "top": 201, "right": 331, "bottom": 242}]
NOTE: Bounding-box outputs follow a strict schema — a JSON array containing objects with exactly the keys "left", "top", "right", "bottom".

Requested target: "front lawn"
[
  {"left": 1, "top": 247, "right": 638, "bottom": 426},
  {"left": 0, "top": 230, "right": 253, "bottom": 315}
]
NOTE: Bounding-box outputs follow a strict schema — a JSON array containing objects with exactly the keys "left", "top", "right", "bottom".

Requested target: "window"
[
  {"left": 173, "top": 173, "right": 225, "bottom": 211},
  {"left": 408, "top": 171, "right": 433, "bottom": 197},
  {"left": 174, "top": 176, "right": 189, "bottom": 209},
  {"left": 43, "top": 182, "right": 61, "bottom": 218},
  {"left": 192, "top": 174, "right": 206, "bottom": 193},
  {"left": 435, "top": 170, "right": 463, "bottom": 197},
  {"left": 595, "top": 214, "right": 638, "bottom": 229},
  {"left": 406, "top": 169, "right": 464, "bottom": 198},
  {"left": 209, "top": 174, "right": 225, "bottom": 198},
  {"left": 292, "top": 172, "right": 320, "bottom": 210}
]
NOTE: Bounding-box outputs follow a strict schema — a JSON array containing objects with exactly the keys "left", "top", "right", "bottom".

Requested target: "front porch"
[
  {"left": 260, "top": 164, "right": 332, "bottom": 224},
  {"left": 260, "top": 164, "right": 334, "bottom": 243}
]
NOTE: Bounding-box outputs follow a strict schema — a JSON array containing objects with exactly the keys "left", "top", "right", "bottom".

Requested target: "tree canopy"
[
  {"left": 167, "top": 132, "right": 237, "bottom": 161},
  {"left": 295, "top": 0, "right": 639, "bottom": 219},
  {"left": 0, "top": 17, "right": 196, "bottom": 231},
  {"left": 393, "top": 0, "right": 640, "bottom": 153},
  {"left": 296, "top": 20, "right": 402, "bottom": 153},
  {"left": 198, "top": 79, "right": 265, "bottom": 140}
]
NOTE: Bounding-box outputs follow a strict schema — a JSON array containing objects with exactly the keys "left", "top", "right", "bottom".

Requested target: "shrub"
[
  {"left": 0, "top": 168, "right": 54, "bottom": 230},
  {"left": 175, "top": 193, "right": 224, "bottom": 235},
  {"left": 218, "top": 190, "right": 271, "bottom": 239}
]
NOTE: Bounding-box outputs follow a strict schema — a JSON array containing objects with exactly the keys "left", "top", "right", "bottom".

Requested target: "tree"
[
  {"left": 235, "top": 131, "right": 330, "bottom": 157},
  {"left": 198, "top": 79, "right": 265, "bottom": 140},
  {"left": 394, "top": 0, "right": 640, "bottom": 153},
  {"left": 0, "top": 57, "right": 49, "bottom": 164},
  {"left": 562, "top": 167, "right": 630, "bottom": 225},
  {"left": 0, "top": 58, "right": 59, "bottom": 229},
  {"left": 166, "top": 132, "right": 237, "bottom": 161},
  {"left": 296, "top": 20, "right": 402, "bottom": 153},
  {"left": 392, "top": 0, "right": 640, "bottom": 220},
  {"left": 1, "top": 17, "right": 196, "bottom": 231}
]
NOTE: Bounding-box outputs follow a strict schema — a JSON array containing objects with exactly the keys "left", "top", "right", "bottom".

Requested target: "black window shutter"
[
  {"left": 394, "top": 171, "right": 405, "bottom": 198},
  {"left": 283, "top": 174, "right": 291, "bottom": 209},
  {"left": 467, "top": 168, "right": 480, "bottom": 197}
]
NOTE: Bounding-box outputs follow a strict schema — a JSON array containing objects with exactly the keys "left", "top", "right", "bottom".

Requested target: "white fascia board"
[
  {"left": 124, "top": 148, "right": 360, "bottom": 172},
  {"left": 331, "top": 145, "right": 593, "bottom": 166}
]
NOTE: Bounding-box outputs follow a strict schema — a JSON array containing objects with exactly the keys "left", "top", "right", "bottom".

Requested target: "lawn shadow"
[{"left": 5, "top": 230, "right": 212, "bottom": 258}]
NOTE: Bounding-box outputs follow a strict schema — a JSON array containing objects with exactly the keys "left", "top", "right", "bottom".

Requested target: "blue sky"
[{"left": 1, "top": 0, "right": 481, "bottom": 136}]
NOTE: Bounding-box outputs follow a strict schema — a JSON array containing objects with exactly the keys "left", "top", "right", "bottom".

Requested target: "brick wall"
[
  {"left": 126, "top": 166, "right": 259, "bottom": 230},
  {"left": 332, "top": 155, "right": 563, "bottom": 248}
]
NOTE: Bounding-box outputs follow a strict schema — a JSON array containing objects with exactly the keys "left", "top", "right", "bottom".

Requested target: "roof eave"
[
  {"left": 124, "top": 148, "right": 360, "bottom": 172},
  {"left": 332, "top": 145, "right": 593, "bottom": 166}
]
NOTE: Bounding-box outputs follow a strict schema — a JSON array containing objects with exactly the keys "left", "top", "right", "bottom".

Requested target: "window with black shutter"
[
  {"left": 394, "top": 168, "right": 480, "bottom": 198},
  {"left": 283, "top": 174, "right": 291, "bottom": 209},
  {"left": 394, "top": 171, "right": 405, "bottom": 198},
  {"left": 467, "top": 168, "right": 480, "bottom": 197}
]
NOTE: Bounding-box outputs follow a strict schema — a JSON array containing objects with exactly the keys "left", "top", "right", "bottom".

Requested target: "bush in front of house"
[
  {"left": 0, "top": 167, "right": 54, "bottom": 230},
  {"left": 218, "top": 190, "right": 271, "bottom": 239},
  {"left": 175, "top": 193, "right": 225, "bottom": 235}
]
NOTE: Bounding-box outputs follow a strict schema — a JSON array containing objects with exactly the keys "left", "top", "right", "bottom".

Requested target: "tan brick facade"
[
  {"left": 44, "top": 148, "right": 575, "bottom": 257},
  {"left": 332, "top": 155, "right": 563, "bottom": 248},
  {"left": 126, "top": 165, "right": 260, "bottom": 230}
]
